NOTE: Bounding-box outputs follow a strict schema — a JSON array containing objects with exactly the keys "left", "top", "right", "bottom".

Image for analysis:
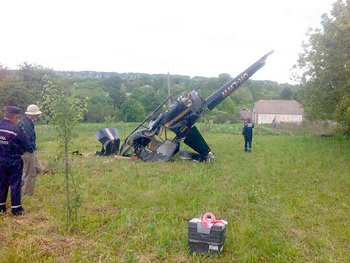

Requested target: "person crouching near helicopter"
[{"left": 0, "top": 106, "right": 30, "bottom": 215}]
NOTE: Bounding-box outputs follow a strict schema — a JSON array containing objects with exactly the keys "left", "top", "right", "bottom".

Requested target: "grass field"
[{"left": 0, "top": 122, "right": 349, "bottom": 262}]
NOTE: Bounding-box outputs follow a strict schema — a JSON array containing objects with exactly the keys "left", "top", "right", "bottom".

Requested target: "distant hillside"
[{"left": 55, "top": 70, "right": 204, "bottom": 80}]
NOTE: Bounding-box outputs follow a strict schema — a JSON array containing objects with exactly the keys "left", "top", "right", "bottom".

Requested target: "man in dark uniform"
[
  {"left": 242, "top": 118, "right": 254, "bottom": 152},
  {"left": 0, "top": 106, "right": 30, "bottom": 215}
]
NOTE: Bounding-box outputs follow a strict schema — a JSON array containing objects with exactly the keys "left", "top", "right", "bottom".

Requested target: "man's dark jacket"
[
  {"left": 0, "top": 119, "right": 30, "bottom": 158},
  {"left": 19, "top": 116, "right": 36, "bottom": 153},
  {"left": 242, "top": 122, "right": 254, "bottom": 138}
]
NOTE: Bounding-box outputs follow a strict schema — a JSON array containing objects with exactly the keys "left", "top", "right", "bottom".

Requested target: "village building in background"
[
  {"left": 238, "top": 108, "right": 252, "bottom": 123},
  {"left": 252, "top": 100, "right": 304, "bottom": 124}
]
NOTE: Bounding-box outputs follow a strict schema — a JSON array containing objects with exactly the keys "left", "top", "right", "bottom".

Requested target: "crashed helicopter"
[{"left": 95, "top": 51, "right": 274, "bottom": 162}]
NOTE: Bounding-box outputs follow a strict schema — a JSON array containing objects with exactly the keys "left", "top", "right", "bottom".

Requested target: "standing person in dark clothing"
[
  {"left": 242, "top": 118, "right": 254, "bottom": 152},
  {"left": 272, "top": 116, "right": 277, "bottom": 128},
  {"left": 19, "top": 104, "right": 43, "bottom": 196},
  {"left": 0, "top": 106, "right": 30, "bottom": 215}
]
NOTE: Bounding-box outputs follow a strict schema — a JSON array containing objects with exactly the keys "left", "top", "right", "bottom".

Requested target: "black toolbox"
[{"left": 188, "top": 217, "right": 227, "bottom": 254}]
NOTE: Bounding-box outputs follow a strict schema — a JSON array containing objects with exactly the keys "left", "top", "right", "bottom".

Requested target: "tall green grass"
[{"left": 0, "top": 123, "right": 349, "bottom": 262}]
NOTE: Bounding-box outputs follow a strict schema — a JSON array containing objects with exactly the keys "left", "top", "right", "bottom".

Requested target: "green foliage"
[
  {"left": 230, "top": 88, "right": 253, "bottom": 109},
  {"left": 217, "top": 73, "right": 232, "bottom": 85},
  {"left": 280, "top": 86, "right": 293, "bottom": 100},
  {"left": 245, "top": 80, "right": 283, "bottom": 101},
  {"left": 41, "top": 78, "right": 87, "bottom": 231},
  {"left": 295, "top": 0, "right": 350, "bottom": 122},
  {"left": 103, "top": 75, "right": 126, "bottom": 109},
  {"left": 0, "top": 73, "right": 25, "bottom": 108},
  {"left": 152, "top": 75, "right": 168, "bottom": 96},
  {"left": 0, "top": 63, "right": 56, "bottom": 111},
  {"left": 120, "top": 98, "right": 146, "bottom": 122},
  {"left": 130, "top": 87, "right": 163, "bottom": 113},
  {"left": 0, "top": 63, "right": 298, "bottom": 123},
  {"left": 104, "top": 115, "right": 115, "bottom": 127},
  {"left": 86, "top": 95, "right": 117, "bottom": 123},
  {"left": 334, "top": 92, "right": 350, "bottom": 135},
  {"left": 42, "top": 80, "right": 87, "bottom": 138},
  {"left": 206, "top": 97, "right": 239, "bottom": 123}
]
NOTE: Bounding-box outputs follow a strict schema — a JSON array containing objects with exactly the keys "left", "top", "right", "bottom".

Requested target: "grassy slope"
[{"left": 0, "top": 123, "right": 349, "bottom": 263}]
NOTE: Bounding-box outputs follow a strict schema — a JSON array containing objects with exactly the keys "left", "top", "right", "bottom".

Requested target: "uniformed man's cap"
[{"left": 6, "top": 106, "right": 22, "bottom": 115}]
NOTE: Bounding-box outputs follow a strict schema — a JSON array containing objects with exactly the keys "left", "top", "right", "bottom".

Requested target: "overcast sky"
[{"left": 1, "top": 0, "right": 335, "bottom": 84}]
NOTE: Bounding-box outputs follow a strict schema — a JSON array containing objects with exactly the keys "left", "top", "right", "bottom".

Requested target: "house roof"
[
  {"left": 239, "top": 108, "right": 252, "bottom": 119},
  {"left": 253, "top": 100, "right": 304, "bottom": 115}
]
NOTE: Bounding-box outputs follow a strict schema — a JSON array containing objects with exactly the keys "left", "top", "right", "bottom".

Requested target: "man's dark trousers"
[
  {"left": 0, "top": 157, "right": 23, "bottom": 209},
  {"left": 244, "top": 137, "right": 252, "bottom": 152}
]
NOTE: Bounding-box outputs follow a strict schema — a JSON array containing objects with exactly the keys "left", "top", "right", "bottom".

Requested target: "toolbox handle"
[{"left": 202, "top": 212, "right": 216, "bottom": 223}]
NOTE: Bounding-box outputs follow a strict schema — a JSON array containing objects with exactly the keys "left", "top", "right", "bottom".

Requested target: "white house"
[{"left": 252, "top": 100, "right": 304, "bottom": 124}]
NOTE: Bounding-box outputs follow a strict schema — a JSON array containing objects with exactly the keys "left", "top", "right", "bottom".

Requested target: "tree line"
[{"left": 0, "top": 64, "right": 295, "bottom": 124}]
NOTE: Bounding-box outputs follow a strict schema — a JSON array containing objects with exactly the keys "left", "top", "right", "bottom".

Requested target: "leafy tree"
[
  {"left": 17, "top": 63, "right": 57, "bottom": 104},
  {"left": 230, "top": 87, "right": 254, "bottom": 109},
  {"left": 0, "top": 64, "right": 10, "bottom": 81},
  {"left": 211, "top": 97, "right": 238, "bottom": 123},
  {"left": 218, "top": 73, "right": 231, "bottom": 85},
  {"left": 0, "top": 63, "right": 57, "bottom": 111},
  {"left": 85, "top": 95, "right": 117, "bottom": 122},
  {"left": 101, "top": 76, "right": 125, "bottom": 109},
  {"left": 130, "top": 87, "right": 162, "bottom": 113},
  {"left": 125, "top": 79, "right": 144, "bottom": 92},
  {"left": 71, "top": 78, "right": 102, "bottom": 97},
  {"left": 0, "top": 73, "right": 26, "bottom": 109},
  {"left": 295, "top": 0, "right": 350, "bottom": 127},
  {"left": 244, "top": 80, "right": 264, "bottom": 102},
  {"left": 334, "top": 92, "right": 350, "bottom": 134},
  {"left": 120, "top": 98, "right": 146, "bottom": 122},
  {"left": 199, "top": 77, "right": 223, "bottom": 99},
  {"left": 140, "top": 74, "right": 153, "bottom": 86},
  {"left": 216, "top": 97, "right": 237, "bottom": 115},
  {"left": 280, "top": 86, "right": 293, "bottom": 100},
  {"left": 41, "top": 78, "right": 87, "bottom": 231},
  {"left": 152, "top": 75, "right": 167, "bottom": 95}
]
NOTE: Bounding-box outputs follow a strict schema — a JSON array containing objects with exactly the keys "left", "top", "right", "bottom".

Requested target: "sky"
[{"left": 0, "top": 0, "right": 336, "bottom": 84}]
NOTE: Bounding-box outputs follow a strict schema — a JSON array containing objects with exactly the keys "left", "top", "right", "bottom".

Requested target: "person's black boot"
[{"left": 12, "top": 207, "right": 24, "bottom": 216}]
